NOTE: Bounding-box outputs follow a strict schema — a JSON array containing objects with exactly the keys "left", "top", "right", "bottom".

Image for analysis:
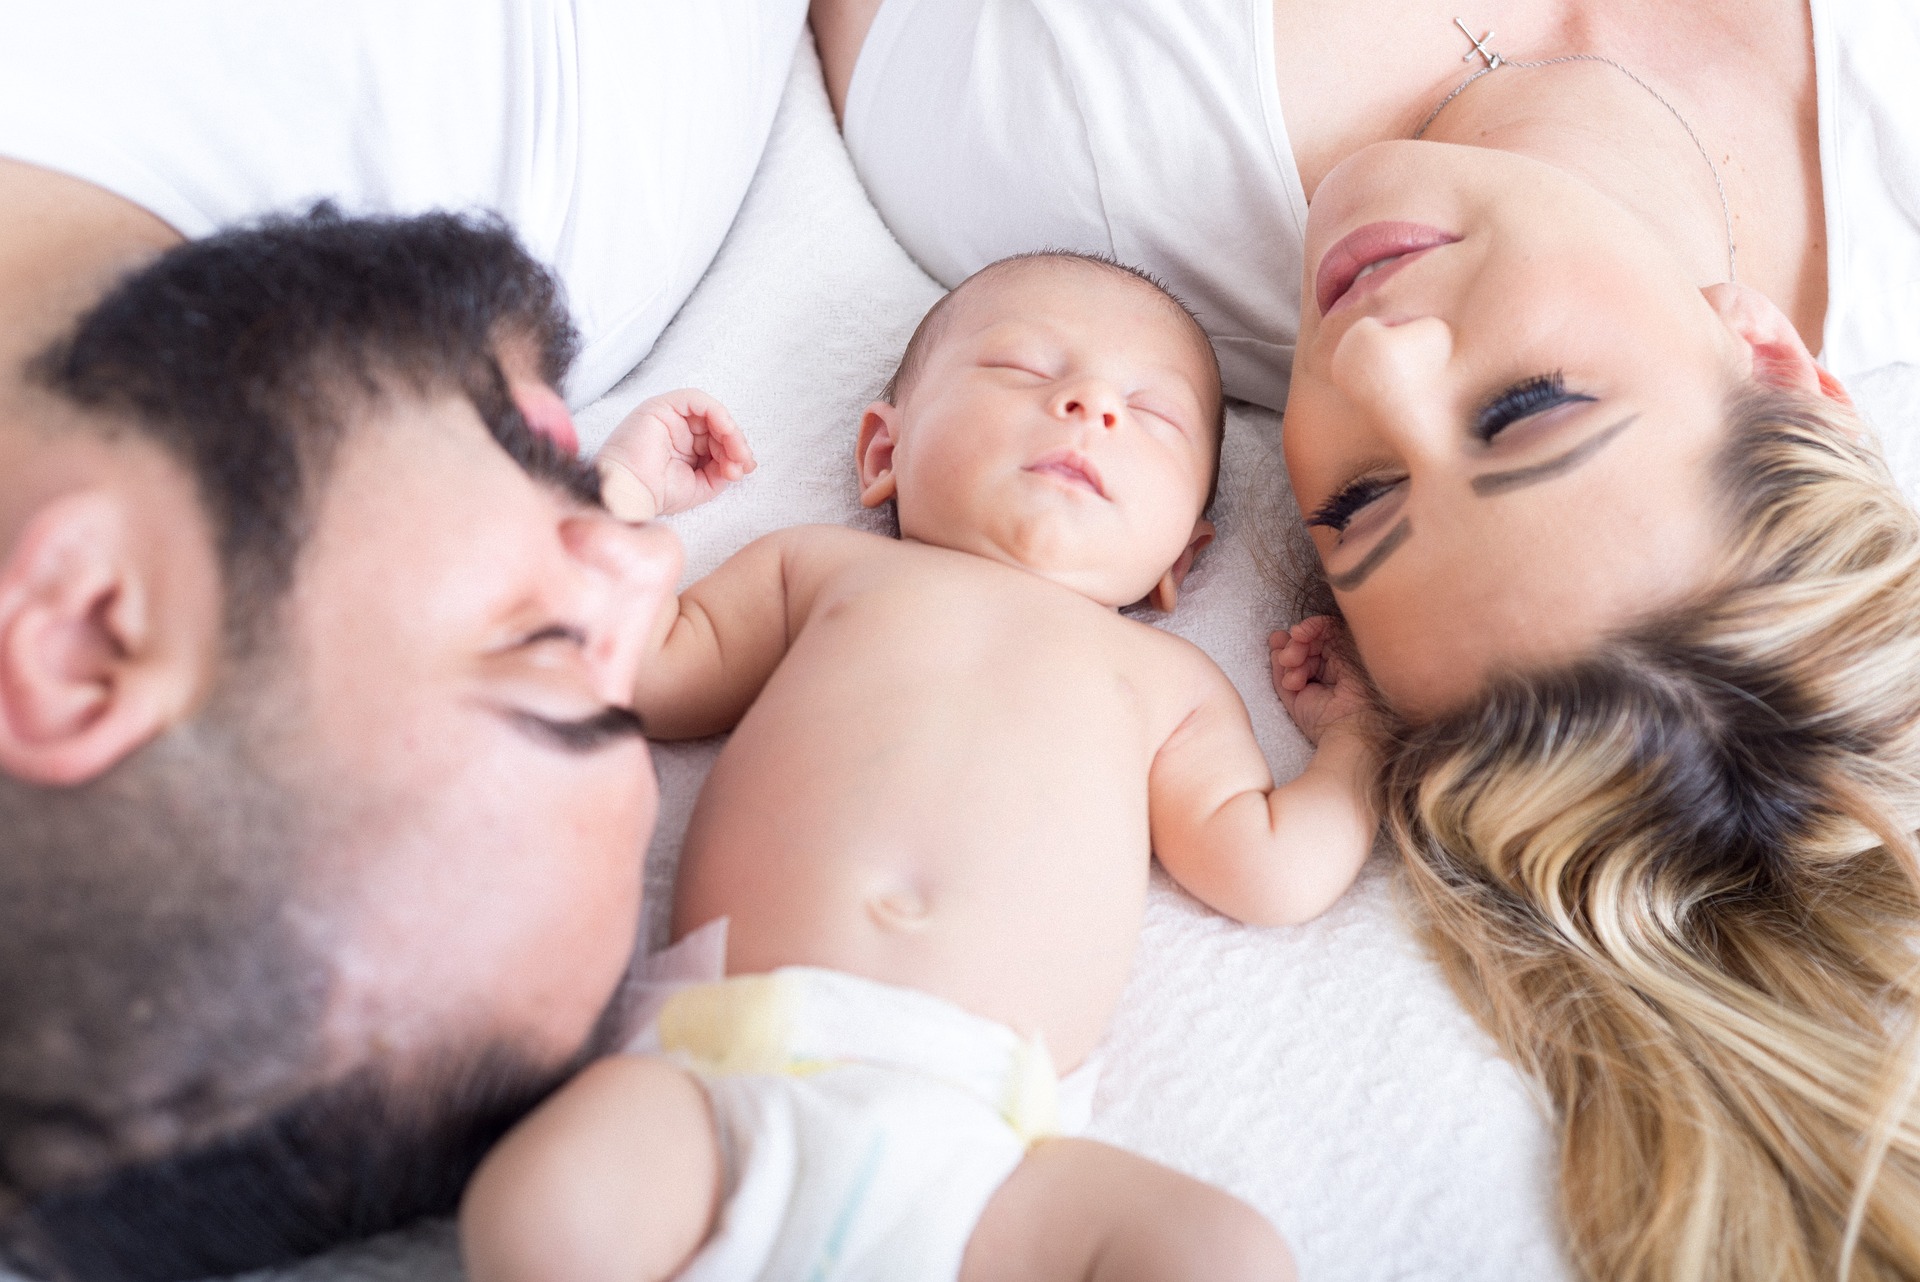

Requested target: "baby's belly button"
[{"left": 865, "top": 882, "right": 933, "bottom": 932}]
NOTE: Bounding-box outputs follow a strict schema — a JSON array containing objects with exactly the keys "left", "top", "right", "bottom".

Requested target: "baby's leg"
[
  {"left": 460, "top": 1055, "right": 721, "bottom": 1282},
  {"left": 961, "top": 1137, "right": 1295, "bottom": 1282}
]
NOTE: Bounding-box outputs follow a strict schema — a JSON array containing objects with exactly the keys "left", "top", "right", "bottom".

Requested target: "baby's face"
[{"left": 880, "top": 262, "right": 1220, "bottom": 607}]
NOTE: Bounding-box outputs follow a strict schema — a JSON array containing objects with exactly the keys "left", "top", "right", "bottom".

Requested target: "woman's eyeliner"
[{"left": 1310, "top": 372, "right": 1595, "bottom": 534}]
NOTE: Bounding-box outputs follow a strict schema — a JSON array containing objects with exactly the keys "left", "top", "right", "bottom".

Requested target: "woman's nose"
[
  {"left": 1051, "top": 378, "right": 1123, "bottom": 429},
  {"left": 559, "top": 512, "right": 683, "bottom": 706},
  {"left": 1328, "top": 314, "right": 1455, "bottom": 454}
]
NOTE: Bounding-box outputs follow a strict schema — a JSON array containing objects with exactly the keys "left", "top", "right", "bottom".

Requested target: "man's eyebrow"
[
  {"left": 475, "top": 365, "right": 605, "bottom": 506},
  {"left": 508, "top": 429, "right": 605, "bottom": 507},
  {"left": 1471, "top": 413, "right": 1640, "bottom": 496},
  {"left": 1329, "top": 516, "right": 1412, "bottom": 591}
]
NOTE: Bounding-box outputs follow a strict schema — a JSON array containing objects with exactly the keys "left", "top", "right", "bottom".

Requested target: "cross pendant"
[{"left": 1453, "top": 17, "right": 1504, "bottom": 68}]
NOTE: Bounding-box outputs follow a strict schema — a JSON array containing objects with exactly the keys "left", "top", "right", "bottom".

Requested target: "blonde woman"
[{"left": 812, "top": 0, "right": 1920, "bottom": 1276}]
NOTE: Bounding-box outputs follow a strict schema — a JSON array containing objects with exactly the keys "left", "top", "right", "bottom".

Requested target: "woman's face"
[{"left": 1285, "top": 140, "right": 1745, "bottom": 716}]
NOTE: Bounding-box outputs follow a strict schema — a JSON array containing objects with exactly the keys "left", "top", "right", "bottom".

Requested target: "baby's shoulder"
[
  {"left": 757, "top": 524, "right": 932, "bottom": 613},
  {"left": 764, "top": 522, "right": 899, "bottom": 573},
  {"left": 1108, "top": 614, "right": 1239, "bottom": 699}
]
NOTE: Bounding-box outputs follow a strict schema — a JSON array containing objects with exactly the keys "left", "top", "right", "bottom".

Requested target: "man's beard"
[{"left": 0, "top": 661, "right": 330, "bottom": 1200}]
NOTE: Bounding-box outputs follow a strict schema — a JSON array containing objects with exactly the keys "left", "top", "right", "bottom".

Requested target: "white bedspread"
[{"left": 231, "top": 32, "right": 1917, "bottom": 1282}]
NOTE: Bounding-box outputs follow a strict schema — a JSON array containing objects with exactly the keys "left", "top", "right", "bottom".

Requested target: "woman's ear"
[
  {"left": 1148, "top": 518, "right": 1217, "bottom": 613},
  {"left": 1702, "top": 282, "right": 1850, "bottom": 404},
  {"left": 856, "top": 401, "right": 901, "bottom": 508},
  {"left": 0, "top": 491, "right": 210, "bottom": 785}
]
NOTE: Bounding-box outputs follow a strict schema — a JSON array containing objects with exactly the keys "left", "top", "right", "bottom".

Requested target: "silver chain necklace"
[{"left": 1413, "top": 17, "right": 1737, "bottom": 283}]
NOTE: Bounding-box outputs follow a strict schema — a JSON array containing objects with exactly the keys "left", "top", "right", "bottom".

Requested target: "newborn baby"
[{"left": 461, "top": 253, "right": 1374, "bottom": 1282}]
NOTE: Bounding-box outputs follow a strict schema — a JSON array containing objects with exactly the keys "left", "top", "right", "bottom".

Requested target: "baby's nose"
[{"left": 1053, "top": 380, "right": 1122, "bottom": 428}]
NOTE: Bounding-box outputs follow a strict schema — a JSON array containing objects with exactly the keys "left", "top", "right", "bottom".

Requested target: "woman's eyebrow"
[
  {"left": 1329, "top": 516, "right": 1412, "bottom": 591},
  {"left": 1326, "top": 412, "right": 1639, "bottom": 592},
  {"left": 1471, "top": 413, "right": 1640, "bottom": 496}
]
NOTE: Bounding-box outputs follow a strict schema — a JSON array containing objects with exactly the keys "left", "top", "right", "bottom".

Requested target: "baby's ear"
[
  {"left": 856, "top": 401, "right": 901, "bottom": 508},
  {"left": 1148, "top": 518, "right": 1216, "bottom": 613}
]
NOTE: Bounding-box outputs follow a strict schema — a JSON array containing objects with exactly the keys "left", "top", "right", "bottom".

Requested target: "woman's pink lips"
[{"left": 1315, "top": 221, "right": 1461, "bottom": 316}]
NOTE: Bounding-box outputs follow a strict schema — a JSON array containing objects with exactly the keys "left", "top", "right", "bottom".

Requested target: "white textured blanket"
[{"left": 233, "top": 31, "right": 1918, "bottom": 1282}]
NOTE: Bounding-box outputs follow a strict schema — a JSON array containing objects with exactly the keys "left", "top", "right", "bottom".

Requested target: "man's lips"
[
  {"left": 1025, "top": 450, "right": 1106, "bottom": 497},
  {"left": 1315, "top": 221, "right": 1461, "bottom": 316}
]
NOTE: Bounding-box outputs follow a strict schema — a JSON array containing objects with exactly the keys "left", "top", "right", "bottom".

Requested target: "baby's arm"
[
  {"left": 633, "top": 527, "right": 799, "bottom": 739},
  {"left": 589, "top": 388, "right": 793, "bottom": 738},
  {"left": 1148, "top": 624, "right": 1375, "bottom": 927}
]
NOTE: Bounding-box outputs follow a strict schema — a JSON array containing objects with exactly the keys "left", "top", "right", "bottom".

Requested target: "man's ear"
[
  {"left": 1702, "top": 281, "right": 1853, "bottom": 409},
  {"left": 1148, "top": 518, "right": 1216, "bottom": 613},
  {"left": 0, "top": 492, "right": 208, "bottom": 785},
  {"left": 856, "top": 401, "right": 901, "bottom": 508}
]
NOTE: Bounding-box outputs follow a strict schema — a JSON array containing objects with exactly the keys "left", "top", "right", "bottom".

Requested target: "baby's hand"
[
  {"left": 596, "top": 387, "right": 756, "bottom": 521},
  {"left": 1270, "top": 615, "right": 1369, "bottom": 745}
]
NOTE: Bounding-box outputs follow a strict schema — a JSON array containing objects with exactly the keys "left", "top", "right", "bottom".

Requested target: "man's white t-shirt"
[{"left": 0, "top": 0, "right": 809, "bottom": 406}]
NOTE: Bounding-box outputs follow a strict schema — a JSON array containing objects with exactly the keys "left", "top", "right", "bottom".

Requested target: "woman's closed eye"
[
  {"left": 1309, "top": 371, "right": 1598, "bottom": 533},
  {"left": 1474, "top": 371, "right": 1595, "bottom": 441},
  {"left": 1307, "top": 474, "right": 1404, "bottom": 533}
]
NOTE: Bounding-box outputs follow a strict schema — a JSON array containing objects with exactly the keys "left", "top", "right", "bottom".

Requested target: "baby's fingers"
[
  {"left": 709, "top": 406, "right": 756, "bottom": 473},
  {"left": 1269, "top": 628, "right": 1310, "bottom": 667},
  {"left": 1270, "top": 637, "right": 1322, "bottom": 695},
  {"left": 681, "top": 394, "right": 754, "bottom": 481},
  {"left": 1290, "top": 615, "right": 1337, "bottom": 651}
]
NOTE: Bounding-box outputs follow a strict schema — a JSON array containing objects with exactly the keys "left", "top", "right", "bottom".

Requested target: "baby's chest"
[{"left": 796, "top": 587, "right": 1153, "bottom": 712}]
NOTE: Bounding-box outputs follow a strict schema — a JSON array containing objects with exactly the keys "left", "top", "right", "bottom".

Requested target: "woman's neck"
[
  {"left": 1273, "top": 0, "right": 1828, "bottom": 348},
  {"left": 1423, "top": 59, "right": 1734, "bottom": 290}
]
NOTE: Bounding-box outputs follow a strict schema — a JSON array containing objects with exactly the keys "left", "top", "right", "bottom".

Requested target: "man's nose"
[
  {"left": 1328, "top": 314, "right": 1455, "bottom": 458},
  {"left": 559, "top": 512, "right": 683, "bottom": 707},
  {"left": 1050, "top": 378, "right": 1123, "bottom": 429}
]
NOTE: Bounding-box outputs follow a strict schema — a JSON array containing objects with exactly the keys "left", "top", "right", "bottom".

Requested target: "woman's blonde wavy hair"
[{"left": 1369, "top": 383, "right": 1920, "bottom": 1280}]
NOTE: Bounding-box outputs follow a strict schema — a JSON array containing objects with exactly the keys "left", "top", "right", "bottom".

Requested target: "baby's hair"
[{"left": 882, "top": 251, "right": 1227, "bottom": 509}]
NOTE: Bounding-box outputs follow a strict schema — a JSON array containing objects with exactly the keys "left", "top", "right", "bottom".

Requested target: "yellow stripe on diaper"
[
  {"left": 657, "top": 973, "right": 809, "bottom": 1076},
  {"left": 1002, "top": 1035, "right": 1060, "bottom": 1143},
  {"left": 658, "top": 968, "right": 1064, "bottom": 1140}
]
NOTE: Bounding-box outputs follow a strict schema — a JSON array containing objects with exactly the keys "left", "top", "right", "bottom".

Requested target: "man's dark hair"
[
  {"left": 1, "top": 208, "right": 604, "bottom": 1280},
  {"left": 880, "top": 250, "right": 1229, "bottom": 510}
]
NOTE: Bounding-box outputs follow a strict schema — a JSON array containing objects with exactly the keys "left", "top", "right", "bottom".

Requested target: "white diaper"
[{"left": 631, "top": 961, "right": 1091, "bottom": 1282}]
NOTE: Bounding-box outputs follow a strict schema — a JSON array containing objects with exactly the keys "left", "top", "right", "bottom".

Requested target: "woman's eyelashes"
[
  {"left": 1307, "top": 474, "right": 1403, "bottom": 532},
  {"left": 1473, "top": 371, "right": 1595, "bottom": 441},
  {"left": 1309, "top": 372, "right": 1599, "bottom": 534}
]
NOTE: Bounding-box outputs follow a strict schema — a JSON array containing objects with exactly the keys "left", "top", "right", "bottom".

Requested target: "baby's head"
[{"left": 857, "top": 252, "right": 1225, "bottom": 609}]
